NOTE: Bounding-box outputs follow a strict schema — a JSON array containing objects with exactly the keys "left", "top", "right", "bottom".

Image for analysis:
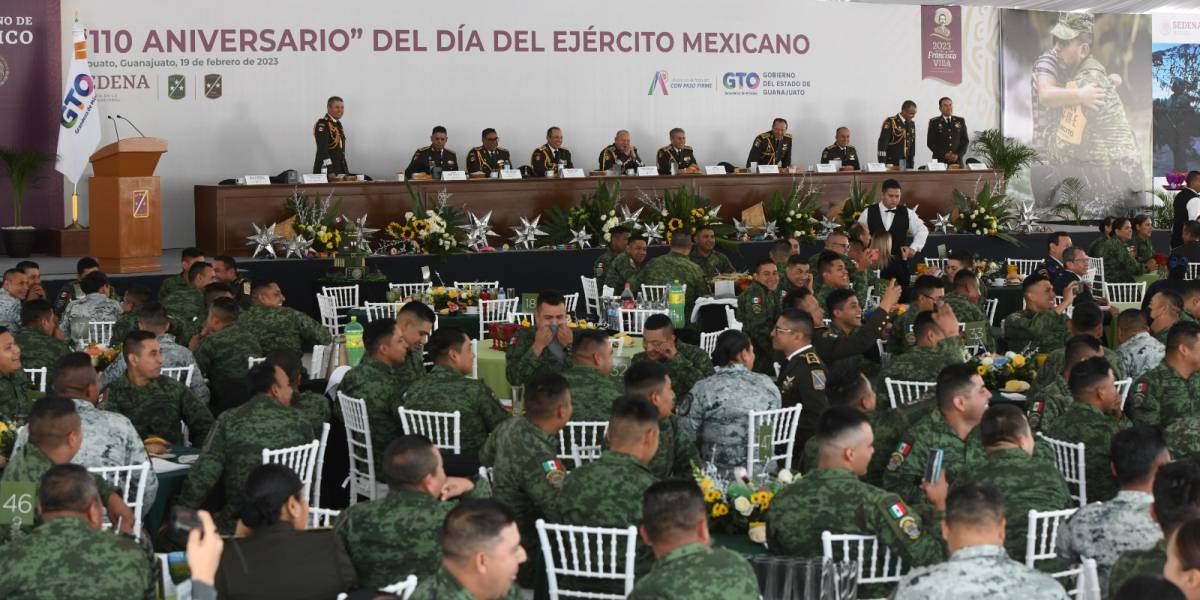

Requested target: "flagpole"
[{"left": 65, "top": 181, "right": 83, "bottom": 230}]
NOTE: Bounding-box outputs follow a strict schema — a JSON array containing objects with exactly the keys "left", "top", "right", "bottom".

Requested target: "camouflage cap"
[{"left": 1051, "top": 13, "right": 1094, "bottom": 41}]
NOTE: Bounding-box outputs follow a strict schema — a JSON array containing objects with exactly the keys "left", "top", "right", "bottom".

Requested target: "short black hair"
[
  {"left": 952, "top": 269, "right": 978, "bottom": 290},
  {"left": 181, "top": 247, "right": 205, "bottom": 261},
  {"left": 124, "top": 284, "right": 152, "bottom": 308},
  {"left": 240, "top": 463, "right": 304, "bottom": 528},
  {"left": 1047, "top": 231, "right": 1071, "bottom": 251},
  {"left": 627, "top": 234, "right": 647, "bottom": 245},
  {"left": 51, "top": 352, "right": 99, "bottom": 396},
  {"left": 778, "top": 307, "right": 815, "bottom": 340},
  {"left": 826, "top": 367, "right": 870, "bottom": 407},
  {"left": 710, "top": 329, "right": 751, "bottom": 367},
  {"left": 912, "top": 275, "right": 944, "bottom": 299},
  {"left": 481, "top": 127, "right": 496, "bottom": 140},
  {"left": 121, "top": 330, "right": 157, "bottom": 362},
  {"left": 817, "top": 251, "right": 842, "bottom": 274},
  {"left": 945, "top": 482, "right": 1006, "bottom": 528},
  {"left": 669, "top": 127, "right": 685, "bottom": 138},
  {"left": 28, "top": 395, "right": 80, "bottom": 448},
  {"left": 1063, "top": 335, "right": 1103, "bottom": 371},
  {"left": 572, "top": 330, "right": 611, "bottom": 362},
  {"left": 624, "top": 360, "right": 669, "bottom": 398},
  {"left": 979, "top": 404, "right": 1030, "bottom": 447},
  {"left": 546, "top": 126, "right": 561, "bottom": 138},
  {"left": 248, "top": 361, "right": 281, "bottom": 396},
  {"left": 363, "top": 317, "right": 399, "bottom": 357},
  {"left": 1068, "top": 356, "right": 1113, "bottom": 398},
  {"left": 137, "top": 301, "right": 170, "bottom": 332},
  {"left": 1111, "top": 426, "right": 1168, "bottom": 486},
  {"left": 79, "top": 270, "right": 108, "bottom": 295},
  {"left": 1070, "top": 301, "right": 1104, "bottom": 333},
  {"left": 1098, "top": 216, "right": 1116, "bottom": 235},
  {"left": 753, "top": 258, "right": 777, "bottom": 274},
  {"left": 524, "top": 372, "right": 570, "bottom": 420},
  {"left": 441, "top": 499, "right": 518, "bottom": 561},
  {"left": 432, "top": 125, "right": 447, "bottom": 135},
  {"left": 1022, "top": 274, "right": 1051, "bottom": 294},
  {"left": 383, "top": 435, "right": 439, "bottom": 490},
  {"left": 643, "top": 313, "right": 674, "bottom": 335},
  {"left": 912, "top": 311, "right": 939, "bottom": 343},
  {"left": 1185, "top": 221, "right": 1200, "bottom": 241},
  {"left": 1118, "top": 308, "right": 1148, "bottom": 332},
  {"left": 326, "top": 96, "right": 343, "bottom": 107},
  {"left": 772, "top": 117, "right": 788, "bottom": 127},
  {"left": 187, "top": 261, "right": 212, "bottom": 283},
  {"left": 641, "top": 480, "right": 705, "bottom": 541},
  {"left": 936, "top": 363, "right": 979, "bottom": 410},
  {"left": 901, "top": 100, "right": 917, "bottom": 110},
  {"left": 19, "top": 298, "right": 53, "bottom": 327},
  {"left": 398, "top": 300, "right": 436, "bottom": 325},
  {"left": 815, "top": 405, "right": 870, "bottom": 446},
  {"left": 213, "top": 255, "right": 237, "bottom": 270},
  {"left": 425, "top": 327, "right": 469, "bottom": 362},
  {"left": 209, "top": 296, "right": 240, "bottom": 324},
  {"left": 825, "top": 288, "right": 857, "bottom": 315},
  {"left": 265, "top": 349, "right": 302, "bottom": 384},
  {"left": 1153, "top": 458, "right": 1200, "bottom": 536},
  {"left": 75, "top": 257, "right": 99, "bottom": 275},
  {"left": 38, "top": 464, "right": 100, "bottom": 514},
  {"left": 1167, "top": 321, "right": 1200, "bottom": 355},
  {"left": 204, "top": 282, "right": 235, "bottom": 305},
  {"left": 882, "top": 178, "right": 901, "bottom": 192},
  {"left": 14, "top": 260, "right": 38, "bottom": 273},
  {"left": 536, "top": 289, "right": 565, "bottom": 310},
  {"left": 1113, "top": 217, "right": 1131, "bottom": 231},
  {"left": 786, "top": 254, "right": 808, "bottom": 267},
  {"left": 1113, "top": 576, "right": 1187, "bottom": 600},
  {"left": 1155, "top": 289, "right": 1185, "bottom": 316},
  {"left": 607, "top": 394, "right": 660, "bottom": 447}
]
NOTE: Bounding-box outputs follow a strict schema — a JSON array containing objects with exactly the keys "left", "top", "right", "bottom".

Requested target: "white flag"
[{"left": 55, "top": 22, "right": 101, "bottom": 184}]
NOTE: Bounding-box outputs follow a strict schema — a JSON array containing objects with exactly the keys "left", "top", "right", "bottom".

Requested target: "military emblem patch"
[
  {"left": 542, "top": 459, "right": 566, "bottom": 488},
  {"left": 811, "top": 369, "right": 826, "bottom": 391},
  {"left": 1133, "top": 381, "right": 1148, "bottom": 408},
  {"left": 898, "top": 516, "right": 921, "bottom": 540},
  {"left": 781, "top": 375, "right": 795, "bottom": 393},
  {"left": 886, "top": 441, "right": 912, "bottom": 472}
]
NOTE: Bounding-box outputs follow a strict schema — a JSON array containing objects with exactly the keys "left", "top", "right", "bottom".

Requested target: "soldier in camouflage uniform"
[
  {"left": 109, "top": 285, "right": 153, "bottom": 351},
  {"left": 559, "top": 330, "right": 623, "bottom": 422},
  {"left": 1003, "top": 276, "right": 1073, "bottom": 354},
  {"left": 823, "top": 289, "right": 882, "bottom": 380},
  {"left": 631, "top": 314, "right": 713, "bottom": 400},
  {"left": 1149, "top": 289, "right": 1187, "bottom": 346},
  {"left": 505, "top": 291, "right": 573, "bottom": 386},
  {"left": 191, "top": 298, "right": 261, "bottom": 411},
  {"left": 479, "top": 373, "right": 571, "bottom": 589},
  {"left": 1034, "top": 303, "right": 1125, "bottom": 391},
  {"left": 1058, "top": 426, "right": 1166, "bottom": 594},
  {"left": 1107, "top": 458, "right": 1200, "bottom": 596},
  {"left": 886, "top": 275, "right": 947, "bottom": 356},
  {"left": 1028, "top": 336, "right": 1105, "bottom": 432},
  {"left": 13, "top": 299, "right": 70, "bottom": 373},
  {"left": 52, "top": 257, "right": 116, "bottom": 318},
  {"left": 100, "top": 303, "right": 210, "bottom": 405},
  {"left": 603, "top": 234, "right": 648, "bottom": 293},
  {"left": 1117, "top": 308, "right": 1166, "bottom": 382},
  {"left": 946, "top": 271, "right": 996, "bottom": 351},
  {"left": 241, "top": 281, "right": 332, "bottom": 358},
  {"left": 161, "top": 262, "right": 215, "bottom": 347},
  {"left": 335, "top": 436, "right": 476, "bottom": 589},
  {"left": 158, "top": 247, "right": 205, "bottom": 301},
  {"left": 783, "top": 255, "right": 814, "bottom": 296},
  {"left": 884, "top": 364, "right": 990, "bottom": 506},
  {"left": 0, "top": 327, "right": 33, "bottom": 421},
  {"left": 737, "top": 259, "right": 782, "bottom": 375},
  {"left": 404, "top": 327, "right": 509, "bottom": 474},
  {"left": 877, "top": 308, "right": 966, "bottom": 406},
  {"left": 893, "top": 482, "right": 1068, "bottom": 600},
  {"left": 0, "top": 464, "right": 155, "bottom": 599},
  {"left": 552, "top": 395, "right": 660, "bottom": 583},
  {"left": 964, "top": 405, "right": 1073, "bottom": 560},
  {"left": 689, "top": 226, "right": 735, "bottom": 280},
  {"left": 593, "top": 226, "right": 631, "bottom": 282},
  {"left": 813, "top": 251, "right": 864, "bottom": 314},
  {"left": 0, "top": 268, "right": 28, "bottom": 331},
  {"left": 1128, "top": 321, "right": 1200, "bottom": 429},
  {"left": 60, "top": 271, "right": 122, "bottom": 347},
  {"left": 629, "top": 480, "right": 761, "bottom": 600},
  {"left": 12, "top": 353, "right": 158, "bottom": 505},
  {"left": 102, "top": 332, "right": 214, "bottom": 446},
  {"left": 626, "top": 360, "right": 698, "bottom": 479},
  {"left": 178, "top": 362, "right": 316, "bottom": 533},
  {"left": 1042, "top": 357, "right": 1130, "bottom": 502},
  {"left": 807, "top": 232, "right": 860, "bottom": 280},
  {"left": 1094, "top": 219, "right": 1145, "bottom": 284},
  {"left": 679, "top": 330, "right": 779, "bottom": 473},
  {"left": 407, "top": 499, "right": 526, "bottom": 600},
  {"left": 769, "top": 407, "right": 947, "bottom": 570},
  {"left": 264, "top": 349, "right": 330, "bottom": 434},
  {"left": 338, "top": 318, "right": 411, "bottom": 473},
  {"left": 394, "top": 301, "right": 436, "bottom": 389},
  {"left": 631, "top": 233, "right": 710, "bottom": 316},
  {"left": 810, "top": 280, "right": 900, "bottom": 376}
]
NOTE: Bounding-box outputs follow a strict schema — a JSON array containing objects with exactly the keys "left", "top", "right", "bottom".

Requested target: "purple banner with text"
[{"left": 922, "top": 5, "right": 962, "bottom": 85}]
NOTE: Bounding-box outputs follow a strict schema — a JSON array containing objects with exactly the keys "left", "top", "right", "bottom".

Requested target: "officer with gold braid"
[
  {"left": 312, "top": 96, "right": 348, "bottom": 175},
  {"left": 877, "top": 100, "right": 918, "bottom": 168},
  {"left": 656, "top": 128, "right": 700, "bottom": 175},
  {"left": 530, "top": 126, "right": 573, "bottom": 177},
  {"left": 598, "top": 130, "right": 643, "bottom": 173},
  {"left": 466, "top": 128, "right": 511, "bottom": 176},
  {"left": 746, "top": 118, "right": 793, "bottom": 168},
  {"left": 405, "top": 125, "right": 459, "bottom": 180}
]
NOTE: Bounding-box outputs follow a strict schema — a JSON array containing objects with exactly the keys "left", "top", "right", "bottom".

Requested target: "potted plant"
[
  {"left": 968, "top": 129, "right": 1040, "bottom": 188},
  {"left": 0, "top": 146, "right": 56, "bottom": 258}
]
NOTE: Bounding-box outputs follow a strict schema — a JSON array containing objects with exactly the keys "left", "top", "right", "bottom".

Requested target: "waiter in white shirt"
[
  {"left": 1172, "top": 170, "right": 1200, "bottom": 248},
  {"left": 857, "top": 178, "right": 928, "bottom": 297}
]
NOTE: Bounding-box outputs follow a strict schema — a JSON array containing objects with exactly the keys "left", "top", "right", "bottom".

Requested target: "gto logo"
[
  {"left": 722, "top": 71, "right": 760, "bottom": 90},
  {"left": 59, "top": 73, "right": 94, "bottom": 129}
]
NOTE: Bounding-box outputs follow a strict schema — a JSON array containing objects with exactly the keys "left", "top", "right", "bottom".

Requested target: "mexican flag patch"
[
  {"left": 542, "top": 459, "right": 564, "bottom": 473},
  {"left": 888, "top": 502, "right": 908, "bottom": 520}
]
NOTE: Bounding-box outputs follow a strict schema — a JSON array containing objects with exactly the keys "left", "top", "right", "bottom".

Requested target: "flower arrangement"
[
  {"left": 284, "top": 190, "right": 344, "bottom": 255},
  {"left": 660, "top": 186, "right": 734, "bottom": 246},
  {"left": 975, "top": 259, "right": 1004, "bottom": 281},
  {"left": 763, "top": 178, "right": 824, "bottom": 244},
  {"left": 952, "top": 179, "right": 1022, "bottom": 246},
  {"left": 968, "top": 351, "right": 1038, "bottom": 393},
  {"left": 429, "top": 287, "right": 479, "bottom": 314},
  {"left": 837, "top": 178, "right": 876, "bottom": 229},
  {"left": 85, "top": 343, "right": 120, "bottom": 372},
  {"left": 380, "top": 184, "right": 466, "bottom": 258},
  {"left": 543, "top": 181, "right": 625, "bottom": 247},
  {"left": 693, "top": 463, "right": 794, "bottom": 544},
  {"left": 0, "top": 419, "right": 19, "bottom": 459}
]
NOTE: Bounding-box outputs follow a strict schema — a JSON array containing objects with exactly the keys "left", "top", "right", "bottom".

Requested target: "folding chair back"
[
  {"left": 747, "top": 405, "right": 803, "bottom": 478},
  {"left": 1104, "top": 282, "right": 1147, "bottom": 304},
  {"left": 316, "top": 293, "right": 341, "bottom": 337},
  {"left": 308, "top": 507, "right": 341, "bottom": 529},
  {"left": 884, "top": 378, "right": 936, "bottom": 409},
  {"left": 1115, "top": 378, "right": 1132, "bottom": 412},
  {"left": 380, "top": 575, "right": 419, "bottom": 599},
  {"left": 536, "top": 519, "right": 639, "bottom": 600},
  {"left": 161, "top": 365, "right": 194, "bottom": 386},
  {"left": 363, "top": 302, "right": 399, "bottom": 322},
  {"left": 338, "top": 392, "right": 382, "bottom": 504},
  {"left": 481, "top": 298, "right": 520, "bottom": 339},
  {"left": 23, "top": 367, "right": 47, "bottom": 393},
  {"left": 700, "top": 329, "right": 730, "bottom": 356},
  {"left": 262, "top": 438, "right": 321, "bottom": 503},
  {"left": 89, "top": 463, "right": 151, "bottom": 539},
  {"left": 618, "top": 308, "right": 668, "bottom": 336},
  {"left": 1007, "top": 258, "right": 1043, "bottom": 277},
  {"left": 986, "top": 298, "right": 999, "bottom": 325},
  {"left": 321, "top": 285, "right": 360, "bottom": 311},
  {"left": 398, "top": 407, "right": 462, "bottom": 454},
  {"left": 822, "top": 531, "right": 907, "bottom": 598},
  {"left": 1025, "top": 507, "right": 1079, "bottom": 570},
  {"left": 247, "top": 356, "right": 266, "bottom": 368},
  {"left": 725, "top": 305, "right": 742, "bottom": 330},
  {"left": 638, "top": 284, "right": 669, "bottom": 305},
  {"left": 455, "top": 281, "right": 499, "bottom": 293},
  {"left": 1037, "top": 433, "right": 1087, "bottom": 507},
  {"left": 87, "top": 320, "right": 116, "bottom": 346},
  {"left": 389, "top": 282, "right": 432, "bottom": 300},
  {"left": 558, "top": 421, "right": 609, "bottom": 468},
  {"left": 581, "top": 276, "right": 601, "bottom": 318},
  {"left": 563, "top": 292, "right": 580, "bottom": 316}
]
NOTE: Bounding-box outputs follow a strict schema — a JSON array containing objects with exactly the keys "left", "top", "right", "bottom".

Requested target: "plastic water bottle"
[
  {"left": 668, "top": 279, "right": 686, "bottom": 328},
  {"left": 621, "top": 283, "right": 637, "bottom": 310},
  {"left": 344, "top": 316, "right": 365, "bottom": 366},
  {"left": 607, "top": 298, "right": 620, "bottom": 329}
]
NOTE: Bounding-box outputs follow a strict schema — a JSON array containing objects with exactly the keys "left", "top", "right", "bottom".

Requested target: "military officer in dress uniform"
[
  {"left": 465, "top": 128, "right": 511, "bottom": 176},
  {"left": 312, "top": 96, "right": 348, "bottom": 175},
  {"left": 927, "top": 97, "right": 969, "bottom": 166},
  {"left": 531, "top": 126, "right": 573, "bottom": 177},
  {"left": 746, "top": 118, "right": 792, "bottom": 168},
  {"left": 878, "top": 100, "right": 918, "bottom": 168},
  {"left": 772, "top": 308, "right": 829, "bottom": 453},
  {"left": 598, "top": 130, "right": 643, "bottom": 173},
  {"left": 657, "top": 128, "right": 700, "bottom": 175},
  {"left": 405, "top": 126, "right": 459, "bottom": 179},
  {"left": 820, "top": 127, "right": 861, "bottom": 170}
]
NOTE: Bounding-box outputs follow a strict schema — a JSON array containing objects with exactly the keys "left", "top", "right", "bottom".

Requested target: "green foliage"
[
  {"left": 838, "top": 178, "right": 876, "bottom": 229},
  {"left": 1153, "top": 191, "right": 1175, "bottom": 231},
  {"left": 763, "top": 179, "right": 823, "bottom": 244},
  {"left": 0, "top": 146, "right": 57, "bottom": 226},
  {"left": 543, "top": 181, "right": 624, "bottom": 247},
  {"left": 659, "top": 186, "right": 735, "bottom": 249},
  {"left": 952, "top": 179, "right": 1023, "bottom": 247},
  {"left": 1049, "top": 177, "right": 1086, "bottom": 225},
  {"left": 968, "top": 129, "right": 1040, "bottom": 185}
]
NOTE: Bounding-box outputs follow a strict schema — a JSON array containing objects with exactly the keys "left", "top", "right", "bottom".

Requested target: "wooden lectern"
[{"left": 88, "top": 138, "right": 167, "bottom": 273}]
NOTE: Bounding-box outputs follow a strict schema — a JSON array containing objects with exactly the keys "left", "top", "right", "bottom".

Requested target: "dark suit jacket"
[
  {"left": 1172, "top": 242, "right": 1200, "bottom": 263},
  {"left": 215, "top": 523, "right": 357, "bottom": 599},
  {"left": 1172, "top": 188, "right": 1198, "bottom": 248}
]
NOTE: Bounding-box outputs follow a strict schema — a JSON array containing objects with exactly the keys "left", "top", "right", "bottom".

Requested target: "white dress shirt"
[
  {"left": 857, "top": 204, "right": 929, "bottom": 252},
  {"left": 1184, "top": 186, "right": 1200, "bottom": 220}
]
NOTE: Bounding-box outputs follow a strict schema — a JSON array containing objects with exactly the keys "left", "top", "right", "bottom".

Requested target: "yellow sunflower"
[
  {"left": 712, "top": 503, "right": 729, "bottom": 518},
  {"left": 667, "top": 217, "right": 684, "bottom": 231},
  {"left": 413, "top": 220, "right": 430, "bottom": 233},
  {"left": 703, "top": 489, "right": 721, "bottom": 503}
]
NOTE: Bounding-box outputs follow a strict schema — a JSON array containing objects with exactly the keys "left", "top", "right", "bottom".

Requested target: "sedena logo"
[{"left": 648, "top": 70, "right": 669, "bottom": 96}]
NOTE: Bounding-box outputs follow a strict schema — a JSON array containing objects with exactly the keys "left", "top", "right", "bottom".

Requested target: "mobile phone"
[
  {"left": 924, "top": 448, "right": 945, "bottom": 484},
  {"left": 170, "top": 506, "right": 202, "bottom": 538}
]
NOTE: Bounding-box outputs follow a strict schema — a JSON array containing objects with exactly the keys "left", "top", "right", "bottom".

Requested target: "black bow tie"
[{"left": 885, "top": 208, "right": 897, "bottom": 214}]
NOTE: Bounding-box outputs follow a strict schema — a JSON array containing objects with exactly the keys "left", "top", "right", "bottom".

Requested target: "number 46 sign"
[{"left": 0, "top": 481, "right": 36, "bottom": 527}]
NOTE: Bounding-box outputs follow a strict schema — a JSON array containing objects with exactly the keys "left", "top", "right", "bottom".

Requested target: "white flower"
[
  {"left": 660, "top": 209, "right": 668, "bottom": 217},
  {"left": 609, "top": 210, "right": 616, "bottom": 217},
  {"left": 980, "top": 356, "right": 994, "bottom": 367},
  {"left": 733, "top": 496, "right": 754, "bottom": 516},
  {"left": 404, "top": 212, "right": 414, "bottom": 220},
  {"left": 603, "top": 232, "right": 611, "bottom": 242},
  {"left": 733, "top": 466, "right": 749, "bottom": 482},
  {"left": 1005, "top": 351, "right": 1016, "bottom": 359},
  {"left": 778, "top": 469, "right": 794, "bottom": 484},
  {"left": 748, "top": 523, "right": 767, "bottom": 545}
]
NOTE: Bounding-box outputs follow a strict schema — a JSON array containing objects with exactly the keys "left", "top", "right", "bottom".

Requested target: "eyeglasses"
[
  {"left": 922, "top": 294, "right": 945, "bottom": 302},
  {"left": 772, "top": 326, "right": 797, "bottom": 334}
]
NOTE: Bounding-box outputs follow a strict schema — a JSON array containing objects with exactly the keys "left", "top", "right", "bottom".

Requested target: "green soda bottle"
[{"left": 344, "top": 316, "right": 365, "bottom": 366}]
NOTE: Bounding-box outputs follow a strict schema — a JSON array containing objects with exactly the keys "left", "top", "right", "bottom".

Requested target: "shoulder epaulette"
[{"left": 417, "top": 145, "right": 431, "bottom": 152}]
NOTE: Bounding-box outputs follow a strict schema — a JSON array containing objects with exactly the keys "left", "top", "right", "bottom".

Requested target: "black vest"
[
  {"left": 866, "top": 203, "right": 910, "bottom": 256},
  {"left": 1172, "top": 188, "right": 1197, "bottom": 248}
]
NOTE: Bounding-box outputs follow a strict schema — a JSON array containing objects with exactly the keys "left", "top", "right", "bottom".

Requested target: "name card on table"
[
  {"left": 926, "top": 162, "right": 947, "bottom": 171},
  {"left": 815, "top": 163, "right": 838, "bottom": 173},
  {"left": 561, "top": 168, "right": 585, "bottom": 178},
  {"left": 967, "top": 162, "right": 989, "bottom": 171},
  {"left": 441, "top": 170, "right": 467, "bottom": 181},
  {"left": 500, "top": 169, "right": 522, "bottom": 179},
  {"left": 396, "top": 172, "right": 406, "bottom": 182},
  {"left": 301, "top": 173, "right": 329, "bottom": 184},
  {"left": 757, "top": 164, "right": 780, "bottom": 174},
  {"left": 244, "top": 175, "right": 271, "bottom": 185},
  {"left": 704, "top": 165, "right": 726, "bottom": 175},
  {"left": 637, "top": 166, "right": 659, "bottom": 177},
  {"left": 0, "top": 481, "right": 35, "bottom": 527},
  {"left": 865, "top": 163, "right": 889, "bottom": 172}
]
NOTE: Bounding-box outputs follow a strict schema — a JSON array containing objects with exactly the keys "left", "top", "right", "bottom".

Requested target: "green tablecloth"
[
  {"left": 477, "top": 337, "right": 644, "bottom": 400},
  {"left": 713, "top": 533, "right": 769, "bottom": 556},
  {"left": 147, "top": 445, "right": 201, "bottom": 547},
  {"left": 347, "top": 307, "right": 481, "bottom": 339}
]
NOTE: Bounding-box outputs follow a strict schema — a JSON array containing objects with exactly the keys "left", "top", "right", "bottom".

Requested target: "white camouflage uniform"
[
  {"left": 1118, "top": 331, "right": 1166, "bottom": 382},
  {"left": 894, "top": 544, "right": 1068, "bottom": 600},
  {"left": 99, "top": 333, "right": 210, "bottom": 404},
  {"left": 0, "top": 288, "right": 21, "bottom": 332},
  {"left": 1056, "top": 490, "right": 1161, "bottom": 594},
  {"left": 60, "top": 292, "right": 123, "bottom": 346},
  {"left": 13, "top": 398, "right": 158, "bottom": 504},
  {"left": 677, "top": 363, "right": 781, "bottom": 473}
]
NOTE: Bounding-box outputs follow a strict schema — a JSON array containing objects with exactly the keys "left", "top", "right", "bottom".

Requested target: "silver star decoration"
[
  {"left": 569, "top": 228, "right": 593, "bottom": 248},
  {"left": 1015, "top": 201, "right": 1040, "bottom": 233},
  {"left": 817, "top": 217, "right": 840, "bottom": 240},
  {"left": 510, "top": 216, "right": 548, "bottom": 249},
  {"left": 761, "top": 221, "right": 779, "bottom": 239},
  {"left": 350, "top": 214, "right": 379, "bottom": 252},
  {"left": 619, "top": 205, "right": 644, "bottom": 226},
  {"left": 733, "top": 218, "right": 751, "bottom": 238},
  {"left": 708, "top": 204, "right": 723, "bottom": 220},
  {"left": 436, "top": 187, "right": 453, "bottom": 211},
  {"left": 284, "top": 234, "right": 313, "bottom": 259},
  {"left": 460, "top": 211, "right": 498, "bottom": 250},
  {"left": 246, "top": 223, "right": 281, "bottom": 258},
  {"left": 642, "top": 221, "right": 664, "bottom": 245},
  {"left": 932, "top": 212, "right": 954, "bottom": 234},
  {"left": 636, "top": 189, "right": 665, "bottom": 215}
]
